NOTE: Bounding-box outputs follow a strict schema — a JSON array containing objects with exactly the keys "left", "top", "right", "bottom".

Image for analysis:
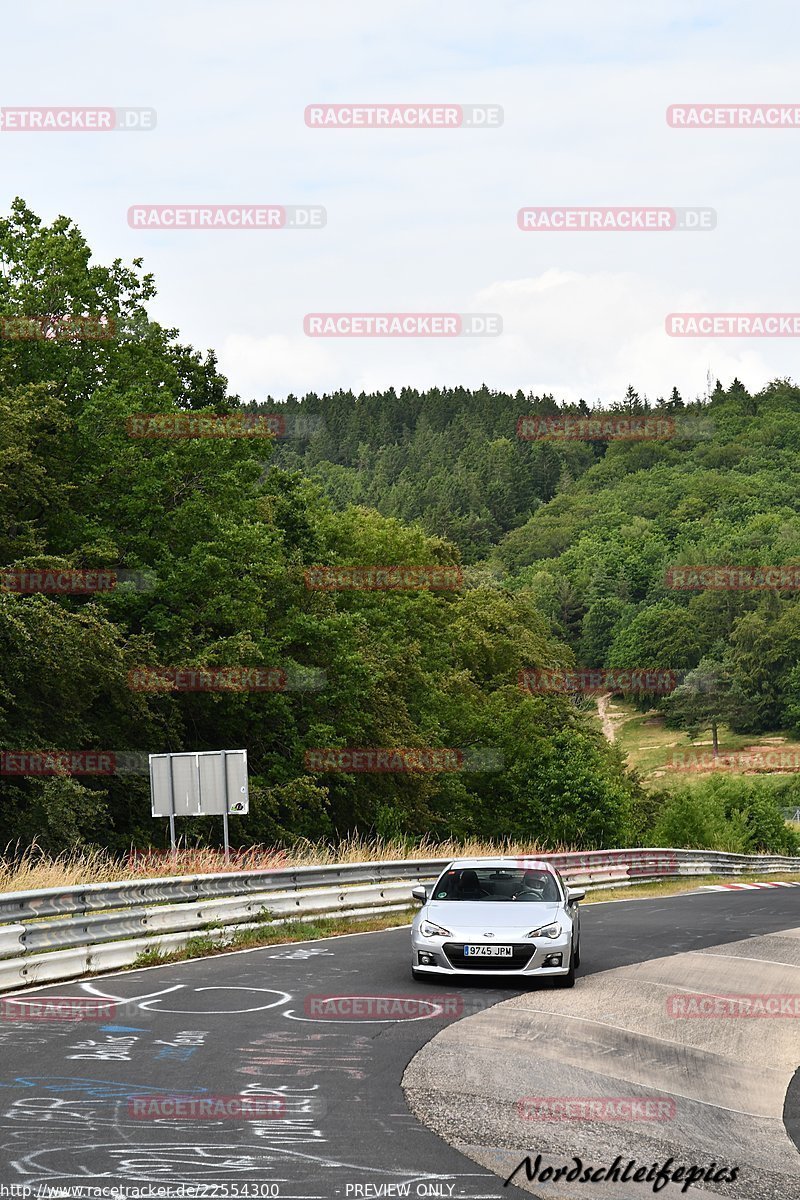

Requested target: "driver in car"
[{"left": 514, "top": 870, "right": 559, "bottom": 901}]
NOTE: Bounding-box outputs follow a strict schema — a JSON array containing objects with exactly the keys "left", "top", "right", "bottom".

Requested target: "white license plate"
[{"left": 464, "top": 944, "right": 513, "bottom": 957}]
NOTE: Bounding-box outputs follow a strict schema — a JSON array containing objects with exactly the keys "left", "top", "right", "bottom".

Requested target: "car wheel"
[
  {"left": 555, "top": 940, "right": 576, "bottom": 988},
  {"left": 574, "top": 936, "right": 581, "bottom": 968}
]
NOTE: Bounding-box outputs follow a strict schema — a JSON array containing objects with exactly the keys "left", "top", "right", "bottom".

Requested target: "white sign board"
[{"left": 149, "top": 750, "right": 249, "bottom": 817}]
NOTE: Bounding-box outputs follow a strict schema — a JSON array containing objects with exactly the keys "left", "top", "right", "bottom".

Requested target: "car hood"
[{"left": 424, "top": 900, "right": 563, "bottom": 936}]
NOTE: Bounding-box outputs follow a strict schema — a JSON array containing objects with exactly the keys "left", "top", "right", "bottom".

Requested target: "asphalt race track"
[{"left": 0, "top": 888, "right": 798, "bottom": 1199}]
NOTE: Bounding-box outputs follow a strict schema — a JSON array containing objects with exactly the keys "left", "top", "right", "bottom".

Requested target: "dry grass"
[
  {"left": 6, "top": 836, "right": 797, "bottom": 899},
  {"left": 132, "top": 908, "right": 417, "bottom": 969},
  {"left": 609, "top": 702, "right": 800, "bottom": 788},
  {"left": 0, "top": 835, "right": 566, "bottom": 893}
]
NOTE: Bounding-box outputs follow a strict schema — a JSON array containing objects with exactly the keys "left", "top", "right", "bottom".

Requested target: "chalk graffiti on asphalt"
[
  {"left": 65, "top": 1028, "right": 208, "bottom": 1062},
  {"left": 0, "top": 977, "right": 463, "bottom": 1189},
  {"left": 7, "top": 1141, "right": 481, "bottom": 1187},
  {"left": 239, "top": 1081, "right": 326, "bottom": 1117},
  {"left": 0, "top": 1028, "right": 57, "bottom": 1049},
  {"left": 0, "top": 1077, "right": 204, "bottom": 1098},
  {"left": 263, "top": 947, "right": 335, "bottom": 960},
  {"left": 80, "top": 982, "right": 292, "bottom": 1014},
  {"left": 238, "top": 1031, "right": 372, "bottom": 1079},
  {"left": 8, "top": 1141, "right": 291, "bottom": 1180},
  {"left": 282, "top": 995, "right": 447, "bottom": 1023},
  {"left": 154, "top": 1030, "right": 207, "bottom": 1062},
  {"left": 67, "top": 1034, "right": 139, "bottom": 1061}
]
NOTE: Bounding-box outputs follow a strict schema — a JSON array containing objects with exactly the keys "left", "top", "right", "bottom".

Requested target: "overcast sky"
[{"left": 2, "top": 1, "right": 799, "bottom": 405}]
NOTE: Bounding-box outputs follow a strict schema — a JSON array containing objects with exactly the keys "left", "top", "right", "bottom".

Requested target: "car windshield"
[{"left": 431, "top": 867, "right": 562, "bottom": 902}]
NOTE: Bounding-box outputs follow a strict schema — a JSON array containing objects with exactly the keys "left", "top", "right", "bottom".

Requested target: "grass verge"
[{"left": 131, "top": 907, "right": 418, "bottom": 968}]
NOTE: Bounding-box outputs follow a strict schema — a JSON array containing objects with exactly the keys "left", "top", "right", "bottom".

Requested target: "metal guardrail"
[
  {"left": 0, "top": 848, "right": 798, "bottom": 992},
  {"left": 0, "top": 859, "right": 447, "bottom": 923}
]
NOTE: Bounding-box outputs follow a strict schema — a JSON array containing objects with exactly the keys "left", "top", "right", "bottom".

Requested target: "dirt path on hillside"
[{"left": 596, "top": 691, "right": 616, "bottom": 741}]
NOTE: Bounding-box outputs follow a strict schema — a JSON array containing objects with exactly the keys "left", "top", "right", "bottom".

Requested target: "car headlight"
[
  {"left": 526, "top": 922, "right": 562, "bottom": 939},
  {"left": 419, "top": 920, "right": 451, "bottom": 938}
]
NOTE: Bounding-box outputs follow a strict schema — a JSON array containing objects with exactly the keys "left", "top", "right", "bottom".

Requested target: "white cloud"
[
  {"left": 475, "top": 271, "right": 773, "bottom": 403},
  {"left": 2, "top": 0, "right": 798, "bottom": 402},
  {"left": 221, "top": 333, "right": 340, "bottom": 399}
]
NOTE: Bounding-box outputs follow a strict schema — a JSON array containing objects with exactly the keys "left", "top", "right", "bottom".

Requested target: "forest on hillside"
[
  {"left": 269, "top": 379, "right": 800, "bottom": 740},
  {"left": 1, "top": 200, "right": 798, "bottom": 856}
]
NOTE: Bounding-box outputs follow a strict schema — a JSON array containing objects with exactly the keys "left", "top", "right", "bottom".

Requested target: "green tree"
[{"left": 660, "top": 659, "right": 740, "bottom": 757}]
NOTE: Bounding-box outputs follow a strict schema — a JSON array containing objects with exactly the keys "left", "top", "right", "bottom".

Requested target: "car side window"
[{"left": 434, "top": 870, "right": 458, "bottom": 899}]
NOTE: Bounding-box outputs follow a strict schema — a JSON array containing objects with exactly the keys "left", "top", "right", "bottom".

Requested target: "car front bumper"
[{"left": 411, "top": 932, "right": 573, "bottom": 976}]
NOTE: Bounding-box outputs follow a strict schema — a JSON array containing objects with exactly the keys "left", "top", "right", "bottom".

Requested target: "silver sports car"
[{"left": 410, "top": 858, "right": 584, "bottom": 986}]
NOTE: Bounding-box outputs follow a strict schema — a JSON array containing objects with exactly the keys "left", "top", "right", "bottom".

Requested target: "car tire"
[
  {"left": 555, "top": 940, "right": 577, "bottom": 988},
  {"left": 574, "top": 936, "right": 581, "bottom": 968}
]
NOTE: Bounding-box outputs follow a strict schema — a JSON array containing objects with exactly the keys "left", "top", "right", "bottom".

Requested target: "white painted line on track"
[{"left": 687, "top": 949, "right": 800, "bottom": 969}]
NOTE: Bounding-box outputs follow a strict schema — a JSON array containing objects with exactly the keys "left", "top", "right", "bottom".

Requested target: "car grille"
[{"left": 442, "top": 942, "right": 535, "bottom": 971}]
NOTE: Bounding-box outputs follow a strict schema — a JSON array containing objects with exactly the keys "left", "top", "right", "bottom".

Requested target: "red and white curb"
[{"left": 699, "top": 880, "right": 800, "bottom": 891}]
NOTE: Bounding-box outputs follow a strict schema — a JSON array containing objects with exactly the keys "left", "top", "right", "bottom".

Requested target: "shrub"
[{"left": 652, "top": 774, "right": 799, "bottom": 854}]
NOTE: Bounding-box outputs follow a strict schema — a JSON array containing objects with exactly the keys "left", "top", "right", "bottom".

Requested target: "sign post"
[
  {"left": 166, "top": 752, "right": 177, "bottom": 857},
  {"left": 149, "top": 750, "right": 249, "bottom": 857},
  {"left": 221, "top": 750, "right": 231, "bottom": 863}
]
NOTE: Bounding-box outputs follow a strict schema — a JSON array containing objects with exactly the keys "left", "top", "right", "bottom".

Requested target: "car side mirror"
[
  {"left": 411, "top": 885, "right": 428, "bottom": 904},
  {"left": 567, "top": 887, "right": 586, "bottom": 903}
]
